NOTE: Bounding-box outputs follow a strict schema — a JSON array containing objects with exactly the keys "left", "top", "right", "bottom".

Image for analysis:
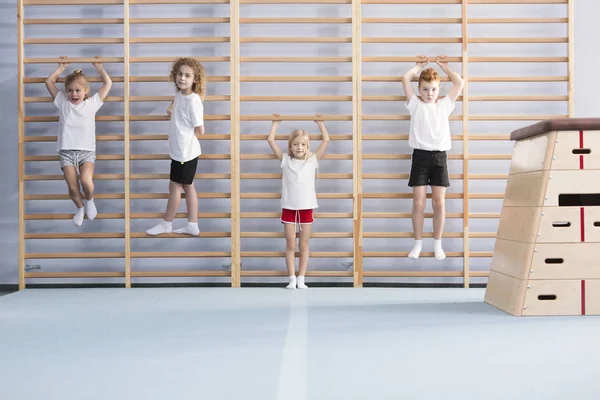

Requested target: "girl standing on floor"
[
  {"left": 146, "top": 57, "right": 207, "bottom": 236},
  {"left": 400, "top": 55, "right": 464, "bottom": 260},
  {"left": 45, "top": 56, "right": 112, "bottom": 227},
  {"left": 267, "top": 113, "right": 330, "bottom": 289}
]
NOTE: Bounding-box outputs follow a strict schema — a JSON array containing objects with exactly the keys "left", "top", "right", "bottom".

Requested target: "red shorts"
[{"left": 281, "top": 208, "right": 314, "bottom": 224}]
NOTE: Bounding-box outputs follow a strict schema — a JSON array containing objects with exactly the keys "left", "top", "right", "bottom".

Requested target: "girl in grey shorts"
[{"left": 45, "top": 56, "right": 112, "bottom": 226}]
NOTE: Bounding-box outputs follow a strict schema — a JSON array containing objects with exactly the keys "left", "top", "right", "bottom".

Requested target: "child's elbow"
[{"left": 195, "top": 125, "right": 205, "bottom": 135}]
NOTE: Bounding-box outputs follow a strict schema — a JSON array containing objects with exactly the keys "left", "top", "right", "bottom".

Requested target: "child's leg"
[
  {"left": 62, "top": 165, "right": 85, "bottom": 226},
  {"left": 431, "top": 185, "right": 447, "bottom": 260},
  {"left": 173, "top": 183, "right": 199, "bottom": 236},
  {"left": 164, "top": 180, "right": 182, "bottom": 222},
  {"left": 284, "top": 223, "right": 297, "bottom": 288},
  {"left": 297, "top": 224, "right": 312, "bottom": 289},
  {"left": 409, "top": 185, "right": 427, "bottom": 258},
  {"left": 145, "top": 180, "right": 181, "bottom": 235},
  {"left": 79, "top": 162, "right": 97, "bottom": 220}
]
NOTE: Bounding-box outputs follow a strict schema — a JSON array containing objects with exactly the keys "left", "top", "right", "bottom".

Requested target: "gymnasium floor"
[{"left": 1, "top": 288, "right": 599, "bottom": 400}]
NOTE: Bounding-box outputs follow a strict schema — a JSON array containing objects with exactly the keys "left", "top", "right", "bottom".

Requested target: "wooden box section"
[
  {"left": 509, "top": 132, "right": 555, "bottom": 175},
  {"left": 503, "top": 171, "right": 549, "bottom": 207},
  {"left": 551, "top": 131, "right": 600, "bottom": 170},
  {"left": 522, "top": 280, "right": 583, "bottom": 316},
  {"left": 490, "top": 239, "right": 534, "bottom": 280},
  {"left": 530, "top": 243, "right": 600, "bottom": 279},
  {"left": 544, "top": 170, "right": 600, "bottom": 207},
  {"left": 484, "top": 271, "right": 527, "bottom": 316},
  {"left": 537, "top": 207, "right": 581, "bottom": 243},
  {"left": 585, "top": 207, "right": 600, "bottom": 242},
  {"left": 496, "top": 207, "right": 541, "bottom": 243}
]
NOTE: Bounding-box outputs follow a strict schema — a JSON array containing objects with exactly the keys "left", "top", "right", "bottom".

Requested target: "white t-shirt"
[
  {"left": 168, "top": 91, "right": 204, "bottom": 162},
  {"left": 54, "top": 92, "right": 103, "bottom": 152},
  {"left": 281, "top": 153, "right": 319, "bottom": 210},
  {"left": 406, "top": 94, "right": 455, "bottom": 151}
]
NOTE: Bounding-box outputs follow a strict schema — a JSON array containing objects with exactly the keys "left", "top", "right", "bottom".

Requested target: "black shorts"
[
  {"left": 408, "top": 149, "right": 450, "bottom": 187},
  {"left": 170, "top": 158, "right": 198, "bottom": 185}
]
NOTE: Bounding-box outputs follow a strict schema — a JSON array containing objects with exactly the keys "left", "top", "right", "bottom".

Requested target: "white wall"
[{"left": 0, "top": 1, "right": 592, "bottom": 285}]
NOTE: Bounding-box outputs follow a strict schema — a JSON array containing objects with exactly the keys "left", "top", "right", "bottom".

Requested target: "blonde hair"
[
  {"left": 418, "top": 68, "right": 441, "bottom": 88},
  {"left": 65, "top": 69, "right": 90, "bottom": 99},
  {"left": 288, "top": 129, "right": 310, "bottom": 159},
  {"left": 170, "top": 57, "right": 207, "bottom": 99}
]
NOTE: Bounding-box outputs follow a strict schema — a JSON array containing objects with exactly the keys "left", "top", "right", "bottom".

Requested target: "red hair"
[{"left": 418, "top": 68, "right": 440, "bottom": 87}]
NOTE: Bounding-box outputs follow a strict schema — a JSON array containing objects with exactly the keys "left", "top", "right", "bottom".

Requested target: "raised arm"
[
  {"left": 401, "top": 55, "right": 429, "bottom": 102},
  {"left": 92, "top": 57, "right": 112, "bottom": 101},
  {"left": 313, "top": 113, "right": 330, "bottom": 160},
  {"left": 267, "top": 113, "right": 284, "bottom": 160},
  {"left": 45, "top": 56, "right": 69, "bottom": 100},
  {"left": 167, "top": 101, "right": 174, "bottom": 116},
  {"left": 436, "top": 55, "right": 464, "bottom": 103}
]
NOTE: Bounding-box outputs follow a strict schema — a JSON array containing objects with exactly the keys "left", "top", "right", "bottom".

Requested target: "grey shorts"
[{"left": 59, "top": 150, "right": 96, "bottom": 169}]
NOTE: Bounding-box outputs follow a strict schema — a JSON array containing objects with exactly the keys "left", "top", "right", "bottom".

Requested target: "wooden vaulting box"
[{"left": 485, "top": 118, "right": 600, "bottom": 316}]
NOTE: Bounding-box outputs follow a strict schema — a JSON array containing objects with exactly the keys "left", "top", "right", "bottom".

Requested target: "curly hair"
[
  {"left": 418, "top": 68, "right": 440, "bottom": 88},
  {"left": 65, "top": 69, "right": 90, "bottom": 99},
  {"left": 169, "top": 57, "right": 207, "bottom": 99},
  {"left": 287, "top": 129, "right": 310, "bottom": 159}
]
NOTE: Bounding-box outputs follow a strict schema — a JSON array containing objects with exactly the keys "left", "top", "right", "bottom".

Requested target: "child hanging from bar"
[
  {"left": 146, "top": 57, "right": 206, "bottom": 236},
  {"left": 267, "top": 113, "right": 330, "bottom": 289},
  {"left": 45, "top": 56, "right": 112, "bottom": 227},
  {"left": 400, "top": 55, "right": 464, "bottom": 260}
]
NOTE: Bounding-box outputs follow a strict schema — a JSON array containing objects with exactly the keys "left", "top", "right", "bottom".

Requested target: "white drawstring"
[{"left": 296, "top": 209, "right": 302, "bottom": 232}]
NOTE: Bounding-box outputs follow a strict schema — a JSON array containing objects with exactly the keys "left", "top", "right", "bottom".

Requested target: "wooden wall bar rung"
[
  {"left": 363, "top": 193, "right": 464, "bottom": 199},
  {"left": 131, "top": 271, "right": 231, "bottom": 277},
  {"left": 25, "top": 0, "right": 123, "bottom": 4},
  {"left": 131, "top": 252, "right": 231, "bottom": 258},
  {"left": 241, "top": 0, "right": 350, "bottom": 3},
  {"left": 25, "top": 155, "right": 124, "bottom": 161},
  {"left": 468, "top": 18, "right": 568, "bottom": 23},
  {"left": 131, "top": 57, "right": 230, "bottom": 63},
  {"left": 131, "top": 18, "right": 230, "bottom": 24},
  {"left": 363, "top": 212, "right": 464, "bottom": 218},
  {"left": 364, "top": 252, "right": 463, "bottom": 257},
  {"left": 240, "top": 18, "right": 352, "bottom": 24},
  {"left": 242, "top": 232, "right": 354, "bottom": 238},
  {"left": 131, "top": 0, "right": 230, "bottom": 3},
  {"left": 363, "top": 38, "right": 462, "bottom": 43},
  {"left": 241, "top": 134, "right": 352, "bottom": 140},
  {"left": 240, "top": 212, "right": 353, "bottom": 218},
  {"left": 364, "top": 232, "right": 463, "bottom": 238},
  {"left": 24, "top": 38, "right": 125, "bottom": 44},
  {"left": 131, "top": 173, "right": 231, "bottom": 179},
  {"left": 241, "top": 154, "right": 352, "bottom": 160},
  {"left": 131, "top": 232, "right": 231, "bottom": 238},
  {"left": 362, "top": 18, "right": 461, "bottom": 24},
  {"left": 25, "top": 272, "right": 125, "bottom": 278},
  {"left": 241, "top": 57, "right": 352, "bottom": 62},
  {"left": 25, "top": 174, "right": 124, "bottom": 180},
  {"left": 241, "top": 252, "right": 354, "bottom": 258},
  {"left": 25, "top": 57, "right": 124, "bottom": 64},
  {"left": 241, "top": 96, "right": 352, "bottom": 101},
  {"left": 240, "top": 193, "right": 353, "bottom": 199},
  {"left": 25, "top": 252, "right": 125, "bottom": 259},
  {"left": 25, "top": 213, "right": 125, "bottom": 220},
  {"left": 241, "top": 37, "right": 352, "bottom": 43},
  {"left": 24, "top": 194, "right": 125, "bottom": 200},
  {"left": 131, "top": 193, "right": 231, "bottom": 199},
  {"left": 468, "top": 38, "right": 567, "bottom": 43},
  {"left": 130, "top": 37, "right": 230, "bottom": 43},
  {"left": 25, "top": 233, "right": 126, "bottom": 239},
  {"left": 131, "top": 212, "right": 231, "bottom": 218},
  {"left": 24, "top": 18, "right": 125, "bottom": 24},
  {"left": 133, "top": 134, "right": 230, "bottom": 140},
  {"left": 241, "top": 271, "right": 354, "bottom": 277},
  {"left": 241, "top": 76, "right": 352, "bottom": 82},
  {"left": 241, "top": 173, "right": 353, "bottom": 179}
]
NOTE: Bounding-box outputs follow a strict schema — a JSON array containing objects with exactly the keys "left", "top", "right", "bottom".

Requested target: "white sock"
[
  {"left": 145, "top": 219, "right": 173, "bottom": 236},
  {"left": 85, "top": 198, "right": 97, "bottom": 220},
  {"left": 434, "top": 239, "right": 446, "bottom": 260},
  {"left": 408, "top": 239, "right": 423, "bottom": 259},
  {"left": 173, "top": 222, "right": 200, "bottom": 236},
  {"left": 297, "top": 275, "right": 308, "bottom": 289},
  {"left": 73, "top": 206, "right": 85, "bottom": 227},
  {"left": 286, "top": 275, "right": 297, "bottom": 289}
]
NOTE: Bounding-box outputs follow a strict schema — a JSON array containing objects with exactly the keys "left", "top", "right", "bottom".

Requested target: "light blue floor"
[{"left": 1, "top": 288, "right": 600, "bottom": 400}]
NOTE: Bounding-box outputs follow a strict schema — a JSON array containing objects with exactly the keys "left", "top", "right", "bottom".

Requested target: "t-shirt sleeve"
[
  {"left": 53, "top": 91, "right": 66, "bottom": 109},
  {"left": 189, "top": 96, "right": 204, "bottom": 127},
  {"left": 309, "top": 153, "right": 319, "bottom": 169},
  {"left": 405, "top": 94, "right": 419, "bottom": 115},
  {"left": 280, "top": 154, "right": 288, "bottom": 168},
  {"left": 86, "top": 93, "right": 104, "bottom": 114},
  {"left": 441, "top": 96, "right": 455, "bottom": 116}
]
